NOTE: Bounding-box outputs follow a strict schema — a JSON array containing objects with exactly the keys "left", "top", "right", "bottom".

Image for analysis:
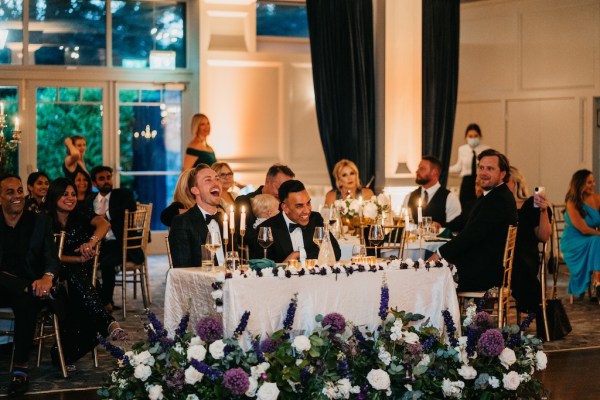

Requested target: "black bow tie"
[
  {"left": 288, "top": 223, "right": 302, "bottom": 233},
  {"left": 205, "top": 213, "right": 218, "bottom": 224}
]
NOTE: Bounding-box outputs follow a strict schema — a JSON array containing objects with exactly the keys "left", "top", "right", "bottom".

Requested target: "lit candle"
[
  {"left": 240, "top": 206, "right": 246, "bottom": 231},
  {"left": 0, "top": 102, "right": 3, "bottom": 115},
  {"left": 223, "top": 213, "right": 228, "bottom": 239},
  {"left": 14, "top": 117, "right": 19, "bottom": 131},
  {"left": 404, "top": 208, "right": 410, "bottom": 227},
  {"left": 417, "top": 199, "right": 423, "bottom": 223},
  {"left": 229, "top": 205, "right": 235, "bottom": 230}
]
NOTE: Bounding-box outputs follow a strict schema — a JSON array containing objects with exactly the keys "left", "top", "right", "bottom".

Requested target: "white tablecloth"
[
  {"left": 337, "top": 236, "right": 446, "bottom": 260},
  {"left": 164, "top": 266, "right": 460, "bottom": 346}
]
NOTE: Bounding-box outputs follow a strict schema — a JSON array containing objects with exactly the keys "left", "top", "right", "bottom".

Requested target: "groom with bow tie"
[
  {"left": 253, "top": 179, "right": 341, "bottom": 263},
  {"left": 169, "top": 164, "right": 226, "bottom": 268}
]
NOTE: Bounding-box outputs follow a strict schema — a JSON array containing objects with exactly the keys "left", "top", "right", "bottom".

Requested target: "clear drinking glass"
[
  {"left": 204, "top": 231, "right": 222, "bottom": 272},
  {"left": 257, "top": 227, "right": 274, "bottom": 259},
  {"left": 313, "top": 226, "right": 325, "bottom": 247},
  {"left": 369, "top": 224, "right": 385, "bottom": 259},
  {"left": 422, "top": 216, "right": 432, "bottom": 239}
]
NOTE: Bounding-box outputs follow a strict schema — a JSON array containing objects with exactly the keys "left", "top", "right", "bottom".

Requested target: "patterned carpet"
[{"left": 0, "top": 257, "right": 596, "bottom": 395}]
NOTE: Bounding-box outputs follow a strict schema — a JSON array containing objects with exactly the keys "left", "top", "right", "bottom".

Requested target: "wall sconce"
[{"left": 395, "top": 162, "right": 411, "bottom": 174}]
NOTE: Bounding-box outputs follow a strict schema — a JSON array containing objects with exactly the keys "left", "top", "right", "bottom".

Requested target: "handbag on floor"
[{"left": 537, "top": 298, "right": 572, "bottom": 341}]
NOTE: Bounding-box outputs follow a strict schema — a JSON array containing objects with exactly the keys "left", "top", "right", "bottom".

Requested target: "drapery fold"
[
  {"left": 306, "top": 0, "right": 376, "bottom": 189},
  {"left": 422, "top": 0, "right": 460, "bottom": 186}
]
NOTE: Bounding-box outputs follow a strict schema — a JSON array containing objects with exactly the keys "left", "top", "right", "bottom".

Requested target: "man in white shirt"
[{"left": 403, "top": 156, "right": 462, "bottom": 231}]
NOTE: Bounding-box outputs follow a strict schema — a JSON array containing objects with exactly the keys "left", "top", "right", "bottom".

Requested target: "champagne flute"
[
  {"left": 313, "top": 226, "right": 325, "bottom": 247},
  {"left": 205, "top": 231, "right": 222, "bottom": 272},
  {"left": 257, "top": 227, "right": 274, "bottom": 259},
  {"left": 369, "top": 224, "right": 385, "bottom": 259}
]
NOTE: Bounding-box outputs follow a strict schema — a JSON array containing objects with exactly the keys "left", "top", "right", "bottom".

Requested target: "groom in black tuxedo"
[
  {"left": 429, "top": 149, "right": 517, "bottom": 291},
  {"left": 254, "top": 179, "right": 341, "bottom": 263},
  {"left": 169, "top": 163, "right": 225, "bottom": 268}
]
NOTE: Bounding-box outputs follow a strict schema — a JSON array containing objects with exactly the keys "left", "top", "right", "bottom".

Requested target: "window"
[
  {"left": 0, "top": 1, "right": 24, "bottom": 65},
  {"left": 0, "top": 86, "right": 20, "bottom": 173},
  {"left": 256, "top": 1, "right": 308, "bottom": 38}
]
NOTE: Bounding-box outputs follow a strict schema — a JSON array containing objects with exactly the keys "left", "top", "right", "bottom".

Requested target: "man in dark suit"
[
  {"left": 0, "top": 174, "right": 60, "bottom": 394},
  {"left": 254, "top": 179, "right": 341, "bottom": 263},
  {"left": 169, "top": 163, "right": 226, "bottom": 267},
  {"left": 428, "top": 149, "right": 517, "bottom": 291},
  {"left": 86, "top": 166, "right": 137, "bottom": 311}
]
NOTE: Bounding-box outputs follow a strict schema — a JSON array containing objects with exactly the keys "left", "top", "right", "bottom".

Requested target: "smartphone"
[{"left": 534, "top": 186, "right": 545, "bottom": 208}]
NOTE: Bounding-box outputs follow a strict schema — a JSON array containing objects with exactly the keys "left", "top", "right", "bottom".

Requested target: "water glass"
[{"left": 200, "top": 245, "right": 213, "bottom": 271}]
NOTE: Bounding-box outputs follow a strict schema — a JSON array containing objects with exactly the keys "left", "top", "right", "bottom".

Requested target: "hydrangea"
[
  {"left": 378, "top": 346, "right": 392, "bottom": 366},
  {"left": 195, "top": 316, "right": 223, "bottom": 343}
]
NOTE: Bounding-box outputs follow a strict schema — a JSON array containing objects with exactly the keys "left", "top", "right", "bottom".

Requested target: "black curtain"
[
  {"left": 422, "top": 0, "right": 460, "bottom": 186},
  {"left": 306, "top": 0, "right": 376, "bottom": 190}
]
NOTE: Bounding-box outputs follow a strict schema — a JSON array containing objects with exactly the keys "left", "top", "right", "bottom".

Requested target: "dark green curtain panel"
[
  {"left": 422, "top": 0, "right": 460, "bottom": 186},
  {"left": 306, "top": 0, "right": 376, "bottom": 189}
]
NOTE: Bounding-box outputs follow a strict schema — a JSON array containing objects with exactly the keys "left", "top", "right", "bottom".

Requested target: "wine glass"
[
  {"left": 369, "top": 224, "right": 385, "bottom": 259},
  {"left": 257, "top": 227, "right": 274, "bottom": 259},
  {"left": 313, "top": 227, "right": 325, "bottom": 247},
  {"left": 422, "top": 216, "right": 432, "bottom": 239},
  {"left": 205, "top": 231, "right": 222, "bottom": 272}
]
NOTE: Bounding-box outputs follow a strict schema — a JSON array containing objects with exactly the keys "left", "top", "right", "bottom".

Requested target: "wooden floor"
[{"left": 15, "top": 347, "right": 600, "bottom": 400}]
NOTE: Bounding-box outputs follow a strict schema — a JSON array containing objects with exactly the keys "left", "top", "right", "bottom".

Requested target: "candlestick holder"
[
  {"left": 240, "top": 228, "right": 246, "bottom": 264},
  {"left": 229, "top": 228, "right": 235, "bottom": 253},
  {"left": 418, "top": 222, "right": 424, "bottom": 260}
]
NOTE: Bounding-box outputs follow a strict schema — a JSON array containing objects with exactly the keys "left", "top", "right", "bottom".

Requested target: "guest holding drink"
[
  {"left": 324, "top": 159, "right": 374, "bottom": 206},
  {"left": 182, "top": 114, "right": 217, "bottom": 170},
  {"left": 560, "top": 169, "right": 600, "bottom": 301},
  {"left": 160, "top": 168, "right": 196, "bottom": 227},
  {"left": 448, "top": 123, "right": 490, "bottom": 216},
  {"left": 24, "top": 171, "right": 50, "bottom": 213},
  {"left": 253, "top": 180, "right": 341, "bottom": 262},
  {"left": 211, "top": 161, "right": 238, "bottom": 209},
  {"left": 63, "top": 135, "right": 90, "bottom": 182}
]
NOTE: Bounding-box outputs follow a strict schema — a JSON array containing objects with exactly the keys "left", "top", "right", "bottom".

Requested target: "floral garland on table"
[{"left": 99, "top": 279, "right": 548, "bottom": 400}]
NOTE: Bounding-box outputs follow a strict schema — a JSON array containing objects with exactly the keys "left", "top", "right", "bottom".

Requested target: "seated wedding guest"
[
  {"left": 560, "top": 169, "right": 600, "bottom": 301},
  {"left": 402, "top": 156, "right": 462, "bottom": 231},
  {"left": 428, "top": 149, "right": 517, "bottom": 291},
  {"left": 324, "top": 159, "right": 374, "bottom": 206},
  {"left": 448, "top": 123, "right": 490, "bottom": 216},
  {"left": 63, "top": 135, "right": 90, "bottom": 182},
  {"left": 251, "top": 194, "right": 280, "bottom": 229},
  {"left": 0, "top": 174, "right": 60, "bottom": 395},
  {"left": 169, "top": 164, "right": 226, "bottom": 267},
  {"left": 25, "top": 171, "right": 50, "bottom": 213},
  {"left": 160, "top": 168, "right": 196, "bottom": 228},
  {"left": 74, "top": 170, "right": 92, "bottom": 206},
  {"left": 507, "top": 167, "right": 552, "bottom": 314},
  {"left": 235, "top": 164, "right": 295, "bottom": 247},
  {"left": 182, "top": 113, "right": 217, "bottom": 170},
  {"left": 211, "top": 161, "right": 238, "bottom": 209},
  {"left": 45, "top": 178, "right": 125, "bottom": 367},
  {"left": 254, "top": 179, "right": 341, "bottom": 262}
]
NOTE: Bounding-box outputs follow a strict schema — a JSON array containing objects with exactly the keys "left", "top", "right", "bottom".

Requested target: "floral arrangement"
[
  {"left": 333, "top": 193, "right": 391, "bottom": 221},
  {"left": 334, "top": 197, "right": 361, "bottom": 219},
  {"left": 99, "top": 281, "right": 547, "bottom": 400}
]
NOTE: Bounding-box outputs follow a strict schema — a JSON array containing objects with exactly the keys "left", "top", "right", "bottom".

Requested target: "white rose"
[
  {"left": 458, "top": 365, "right": 477, "bottom": 380},
  {"left": 336, "top": 378, "right": 353, "bottom": 398},
  {"left": 441, "top": 378, "right": 464, "bottom": 398},
  {"left": 190, "top": 336, "right": 205, "bottom": 346},
  {"left": 535, "top": 350, "right": 548, "bottom": 370},
  {"left": 245, "top": 377, "right": 258, "bottom": 397},
  {"left": 211, "top": 289, "right": 223, "bottom": 299},
  {"left": 187, "top": 344, "right": 207, "bottom": 362},
  {"left": 403, "top": 331, "right": 420, "bottom": 344},
  {"left": 251, "top": 362, "right": 270, "bottom": 379},
  {"left": 348, "top": 199, "right": 360, "bottom": 214},
  {"left": 134, "top": 364, "right": 152, "bottom": 381},
  {"left": 257, "top": 382, "right": 280, "bottom": 400},
  {"left": 124, "top": 351, "right": 136, "bottom": 366},
  {"left": 209, "top": 339, "right": 226, "bottom": 359},
  {"left": 148, "top": 385, "right": 164, "bottom": 400},
  {"left": 292, "top": 335, "right": 311, "bottom": 352},
  {"left": 367, "top": 369, "right": 391, "bottom": 391},
  {"left": 184, "top": 366, "right": 204, "bottom": 385},
  {"left": 502, "top": 371, "right": 521, "bottom": 390},
  {"left": 363, "top": 202, "right": 379, "bottom": 219},
  {"left": 498, "top": 348, "right": 517, "bottom": 369},
  {"left": 186, "top": 395, "right": 200, "bottom": 400},
  {"left": 488, "top": 376, "right": 500, "bottom": 388},
  {"left": 133, "top": 350, "right": 155, "bottom": 366}
]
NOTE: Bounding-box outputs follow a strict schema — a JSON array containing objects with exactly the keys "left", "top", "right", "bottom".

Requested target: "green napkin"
[
  {"left": 437, "top": 228, "right": 453, "bottom": 239},
  {"left": 249, "top": 258, "right": 277, "bottom": 270}
]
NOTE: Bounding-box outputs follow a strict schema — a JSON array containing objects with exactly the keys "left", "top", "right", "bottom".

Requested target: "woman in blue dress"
[
  {"left": 560, "top": 169, "right": 600, "bottom": 300},
  {"left": 182, "top": 113, "right": 217, "bottom": 170}
]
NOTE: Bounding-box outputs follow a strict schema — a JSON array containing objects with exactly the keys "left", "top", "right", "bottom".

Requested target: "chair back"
[
  {"left": 165, "top": 236, "right": 173, "bottom": 269},
  {"left": 550, "top": 204, "right": 566, "bottom": 298},
  {"left": 122, "top": 209, "right": 150, "bottom": 263},
  {"left": 398, "top": 227, "right": 408, "bottom": 259},
  {"left": 54, "top": 231, "right": 66, "bottom": 259},
  {"left": 497, "top": 225, "right": 518, "bottom": 327},
  {"left": 91, "top": 241, "right": 101, "bottom": 287}
]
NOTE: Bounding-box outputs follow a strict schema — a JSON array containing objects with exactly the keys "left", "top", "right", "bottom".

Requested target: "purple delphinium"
[
  {"left": 476, "top": 291, "right": 491, "bottom": 312},
  {"left": 466, "top": 326, "right": 479, "bottom": 357},
  {"left": 252, "top": 339, "right": 265, "bottom": 363},
  {"left": 190, "top": 359, "right": 223, "bottom": 381},
  {"left": 421, "top": 335, "right": 437, "bottom": 353},
  {"left": 175, "top": 313, "right": 190, "bottom": 337},
  {"left": 477, "top": 329, "right": 505, "bottom": 357},
  {"left": 233, "top": 311, "right": 251, "bottom": 338},
  {"left": 379, "top": 283, "right": 389, "bottom": 320},
  {"left": 163, "top": 369, "right": 185, "bottom": 392},
  {"left": 97, "top": 335, "right": 128, "bottom": 362},
  {"left": 322, "top": 312, "right": 346, "bottom": 334},
  {"left": 223, "top": 368, "right": 250, "bottom": 396},
  {"left": 260, "top": 337, "right": 278, "bottom": 354},
  {"left": 147, "top": 311, "right": 169, "bottom": 345},
  {"left": 283, "top": 294, "right": 298, "bottom": 331},
  {"left": 195, "top": 316, "right": 223, "bottom": 343},
  {"left": 442, "top": 309, "right": 458, "bottom": 347}
]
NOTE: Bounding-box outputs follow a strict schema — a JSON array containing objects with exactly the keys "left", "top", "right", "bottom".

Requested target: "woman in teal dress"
[
  {"left": 182, "top": 113, "right": 217, "bottom": 170},
  {"left": 560, "top": 169, "right": 600, "bottom": 300}
]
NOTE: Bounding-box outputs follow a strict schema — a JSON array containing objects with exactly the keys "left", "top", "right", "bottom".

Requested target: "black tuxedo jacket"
[
  {"left": 439, "top": 183, "right": 517, "bottom": 291},
  {"left": 253, "top": 211, "right": 341, "bottom": 263},
  {"left": 169, "top": 206, "right": 226, "bottom": 268}
]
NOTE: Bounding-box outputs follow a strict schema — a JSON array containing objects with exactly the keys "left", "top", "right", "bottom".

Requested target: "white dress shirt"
[
  {"left": 283, "top": 212, "right": 306, "bottom": 258},
  {"left": 94, "top": 192, "right": 116, "bottom": 241},
  {"left": 198, "top": 206, "right": 225, "bottom": 266},
  {"left": 448, "top": 143, "right": 490, "bottom": 177},
  {"left": 402, "top": 182, "right": 462, "bottom": 223}
]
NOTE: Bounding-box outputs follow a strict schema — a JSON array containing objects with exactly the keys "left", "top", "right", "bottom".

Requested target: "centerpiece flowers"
[{"left": 99, "top": 285, "right": 548, "bottom": 399}]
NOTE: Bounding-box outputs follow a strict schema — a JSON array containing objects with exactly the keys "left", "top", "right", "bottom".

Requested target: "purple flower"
[
  {"left": 233, "top": 311, "right": 251, "bottom": 338},
  {"left": 283, "top": 294, "right": 298, "bottom": 331},
  {"left": 379, "top": 283, "right": 389, "bottom": 320},
  {"left": 195, "top": 316, "right": 223, "bottom": 343},
  {"left": 442, "top": 309, "right": 458, "bottom": 347},
  {"left": 163, "top": 369, "right": 185, "bottom": 392},
  {"left": 223, "top": 368, "right": 250, "bottom": 396},
  {"left": 477, "top": 329, "right": 505, "bottom": 357},
  {"left": 322, "top": 312, "right": 346, "bottom": 334},
  {"left": 252, "top": 339, "right": 265, "bottom": 363},
  {"left": 175, "top": 313, "right": 190, "bottom": 337},
  {"left": 473, "top": 311, "right": 494, "bottom": 329},
  {"left": 97, "top": 334, "right": 127, "bottom": 362},
  {"left": 190, "top": 359, "right": 223, "bottom": 381},
  {"left": 404, "top": 342, "right": 424, "bottom": 364},
  {"left": 260, "top": 337, "right": 278, "bottom": 353}
]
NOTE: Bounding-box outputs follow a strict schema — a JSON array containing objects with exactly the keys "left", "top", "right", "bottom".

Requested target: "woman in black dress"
[
  {"left": 24, "top": 171, "right": 49, "bottom": 213},
  {"left": 46, "top": 177, "right": 125, "bottom": 366}
]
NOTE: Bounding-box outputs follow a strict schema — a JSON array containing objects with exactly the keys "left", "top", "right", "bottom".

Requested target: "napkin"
[
  {"left": 437, "top": 228, "right": 453, "bottom": 239},
  {"left": 249, "top": 258, "right": 277, "bottom": 270}
]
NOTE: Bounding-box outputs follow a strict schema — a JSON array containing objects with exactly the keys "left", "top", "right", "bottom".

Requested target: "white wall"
[{"left": 454, "top": 0, "right": 600, "bottom": 203}]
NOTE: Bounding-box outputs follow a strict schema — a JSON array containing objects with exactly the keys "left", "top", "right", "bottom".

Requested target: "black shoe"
[{"left": 8, "top": 371, "right": 29, "bottom": 396}]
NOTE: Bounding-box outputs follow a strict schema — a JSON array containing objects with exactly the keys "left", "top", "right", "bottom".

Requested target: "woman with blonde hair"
[
  {"left": 211, "top": 161, "right": 237, "bottom": 209},
  {"left": 508, "top": 166, "right": 530, "bottom": 208},
  {"left": 182, "top": 113, "right": 217, "bottom": 170},
  {"left": 324, "top": 159, "right": 374, "bottom": 206},
  {"left": 160, "top": 168, "right": 196, "bottom": 227}
]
